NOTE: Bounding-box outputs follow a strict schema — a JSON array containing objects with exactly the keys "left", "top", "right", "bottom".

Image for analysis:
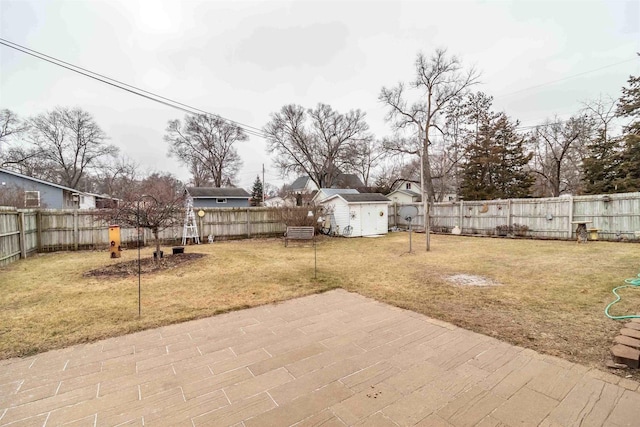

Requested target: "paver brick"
[
  {"left": 606, "top": 389, "right": 640, "bottom": 426},
  {"left": 247, "top": 343, "right": 326, "bottom": 376},
  {"left": 620, "top": 328, "right": 640, "bottom": 340},
  {"left": 353, "top": 411, "right": 399, "bottom": 426},
  {"left": 293, "top": 409, "right": 346, "bottom": 427},
  {"left": 611, "top": 344, "right": 640, "bottom": 368},
  {"left": 436, "top": 385, "right": 506, "bottom": 427},
  {"left": 245, "top": 381, "right": 353, "bottom": 427},
  {"left": 285, "top": 343, "right": 365, "bottom": 378},
  {"left": 543, "top": 377, "right": 623, "bottom": 427},
  {"left": 192, "top": 393, "right": 277, "bottom": 427},
  {"left": 331, "top": 382, "right": 401, "bottom": 425},
  {"left": 492, "top": 387, "right": 558, "bottom": 426},
  {"left": 623, "top": 321, "right": 640, "bottom": 331},
  {"left": 224, "top": 367, "right": 293, "bottom": 403},
  {"left": 1, "top": 383, "right": 98, "bottom": 425},
  {"left": 614, "top": 334, "right": 640, "bottom": 350},
  {"left": 181, "top": 367, "right": 253, "bottom": 400},
  {"left": 268, "top": 358, "right": 363, "bottom": 404}
]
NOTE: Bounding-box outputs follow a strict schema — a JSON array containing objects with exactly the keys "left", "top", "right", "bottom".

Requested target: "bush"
[
  {"left": 512, "top": 223, "right": 529, "bottom": 237},
  {"left": 495, "top": 224, "right": 529, "bottom": 237}
]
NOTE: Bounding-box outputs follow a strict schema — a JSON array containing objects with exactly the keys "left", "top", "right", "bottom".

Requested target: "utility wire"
[
  {"left": 0, "top": 38, "right": 267, "bottom": 139},
  {"left": 495, "top": 58, "right": 637, "bottom": 99}
]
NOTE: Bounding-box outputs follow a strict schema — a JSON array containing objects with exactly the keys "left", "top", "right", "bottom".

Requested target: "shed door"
[{"left": 360, "top": 205, "right": 377, "bottom": 236}]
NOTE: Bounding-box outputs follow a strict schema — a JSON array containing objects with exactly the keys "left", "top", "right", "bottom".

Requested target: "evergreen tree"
[
  {"left": 582, "top": 129, "right": 623, "bottom": 194},
  {"left": 615, "top": 74, "right": 640, "bottom": 192},
  {"left": 460, "top": 113, "right": 533, "bottom": 200},
  {"left": 251, "top": 175, "right": 263, "bottom": 206}
]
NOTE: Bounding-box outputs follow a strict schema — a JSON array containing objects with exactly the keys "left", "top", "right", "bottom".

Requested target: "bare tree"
[
  {"left": 379, "top": 49, "right": 480, "bottom": 203},
  {"left": 105, "top": 172, "right": 185, "bottom": 262},
  {"left": 348, "top": 138, "right": 386, "bottom": 187},
  {"left": 263, "top": 103, "right": 372, "bottom": 188},
  {"left": 15, "top": 107, "right": 118, "bottom": 188},
  {"left": 529, "top": 115, "right": 591, "bottom": 197},
  {"left": 0, "top": 109, "right": 28, "bottom": 144},
  {"left": 88, "top": 155, "right": 139, "bottom": 197},
  {"left": 165, "top": 114, "right": 245, "bottom": 187},
  {"left": 0, "top": 109, "right": 33, "bottom": 167}
]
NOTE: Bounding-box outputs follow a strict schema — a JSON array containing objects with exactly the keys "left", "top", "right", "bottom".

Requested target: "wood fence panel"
[{"left": 0, "top": 207, "right": 20, "bottom": 266}]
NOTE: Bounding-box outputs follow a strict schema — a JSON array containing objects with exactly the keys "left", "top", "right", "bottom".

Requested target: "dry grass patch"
[{"left": 1, "top": 233, "right": 639, "bottom": 378}]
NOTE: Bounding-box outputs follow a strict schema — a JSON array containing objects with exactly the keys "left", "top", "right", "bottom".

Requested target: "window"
[
  {"left": 216, "top": 198, "right": 227, "bottom": 204},
  {"left": 24, "top": 191, "right": 40, "bottom": 208},
  {"left": 405, "top": 183, "right": 411, "bottom": 190}
]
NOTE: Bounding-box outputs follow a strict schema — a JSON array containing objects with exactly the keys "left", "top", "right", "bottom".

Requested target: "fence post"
[
  {"left": 247, "top": 208, "right": 251, "bottom": 238},
  {"left": 507, "top": 199, "right": 512, "bottom": 227},
  {"left": 567, "top": 195, "right": 574, "bottom": 239},
  {"left": 18, "top": 211, "right": 26, "bottom": 259},
  {"left": 36, "top": 210, "right": 43, "bottom": 252},
  {"left": 73, "top": 210, "right": 79, "bottom": 251},
  {"left": 459, "top": 201, "right": 464, "bottom": 233}
]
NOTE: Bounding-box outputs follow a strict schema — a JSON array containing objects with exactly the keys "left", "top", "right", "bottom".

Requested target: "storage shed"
[{"left": 319, "top": 193, "right": 390, "bottom": 237}]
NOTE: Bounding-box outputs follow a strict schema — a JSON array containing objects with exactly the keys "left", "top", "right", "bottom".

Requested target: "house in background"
[
  {"left": 318, "top": 193, "right": 390, "bottom": 237},
  {"left": 311, "top": 188, "right": 359, "bottom": 205},
  {"left": 287, "top": 173, "right": 365, "bottom": 206},
  {"left": 386, "top": 179, "right": 422, "bottom": 204},
  {"left": 0, "top": 168, "right": 102, "bottom": 209},
  {"left": 186, "top": 187, "right": 251, "bottom": 208}
]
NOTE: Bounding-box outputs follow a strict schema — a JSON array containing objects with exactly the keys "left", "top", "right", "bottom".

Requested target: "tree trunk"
[{"left": 153, "top": 228, "right": 161, "bottom": 264}]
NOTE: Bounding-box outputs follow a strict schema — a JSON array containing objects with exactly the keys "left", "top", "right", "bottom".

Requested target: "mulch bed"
[{"left": 84, "top": 253, "right": 206, "bottom": 277}]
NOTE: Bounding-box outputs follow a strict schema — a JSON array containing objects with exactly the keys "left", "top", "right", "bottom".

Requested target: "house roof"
[
  {"left": 187, "top": 187, "right": 251, "bottom": 198},
  {"left": 332, "top": 174, "right": 364, "bottom": 189},
  {"left": 0, "top": 168, "right": 85, "bottom": 194},
  {"left": 289, "top": 176, "right": 312, "bottom": 191},
  {"left": 391, "top": 179, "right": 421, "bottom": 192},
  {"left": 386, "top": 189, "right": 422, "bottom": 199},
  {"left": 322, "top": 193, "right": 390, "bottom": 204}
]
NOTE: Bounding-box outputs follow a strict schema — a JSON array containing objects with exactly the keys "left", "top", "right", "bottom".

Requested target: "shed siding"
[{"left": 193, "top": 198, "right": 250, "bottom": 208}]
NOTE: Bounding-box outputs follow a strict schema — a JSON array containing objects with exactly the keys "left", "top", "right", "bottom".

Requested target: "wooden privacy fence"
[
  {"left": 389, "top": 192, "right": 640, "bottom": 241},
  {"left": 0, "top": 207, "right": 288, "bottom": 267}
]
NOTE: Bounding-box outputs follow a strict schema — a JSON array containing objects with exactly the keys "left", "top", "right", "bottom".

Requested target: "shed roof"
[
  {"left": 323, "top": 193, "right": 390, "bottom": 204},
  {"left": 187, "top": 187, "right": 251, "bottom": 198}
]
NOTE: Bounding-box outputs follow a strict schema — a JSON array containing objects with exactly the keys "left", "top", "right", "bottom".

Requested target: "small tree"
[
  {"left": 105, "top": 173, "right": 185, "bottom": 263},
  {"left": 251, "top": 175, "right": 263, "bottom": 206}
]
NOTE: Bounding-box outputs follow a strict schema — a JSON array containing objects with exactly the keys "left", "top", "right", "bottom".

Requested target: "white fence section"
[{"left": 389, "top": 192, "right": 640, "bottom": 241}]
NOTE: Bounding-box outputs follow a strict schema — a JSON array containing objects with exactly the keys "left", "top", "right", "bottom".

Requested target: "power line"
[
  {"left": 0, "top": 38, "right": 267, "bottom": 139},
  {"left": 495, "top": 58, "right": 637, "bottom": 99}
]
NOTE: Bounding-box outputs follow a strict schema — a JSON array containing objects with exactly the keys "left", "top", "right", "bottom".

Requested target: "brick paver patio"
[{"left": 1, "top": 289, "right": 639, "bottom": 426}]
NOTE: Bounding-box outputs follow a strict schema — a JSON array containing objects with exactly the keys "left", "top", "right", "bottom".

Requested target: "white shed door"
[{"left": 360, "top": 205, "right": 377, "bottom": 236}]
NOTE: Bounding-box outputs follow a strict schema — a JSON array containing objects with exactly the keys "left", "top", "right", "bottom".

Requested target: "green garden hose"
[{"left": 605, "top": 273, "right": 640, "bottom": 320}]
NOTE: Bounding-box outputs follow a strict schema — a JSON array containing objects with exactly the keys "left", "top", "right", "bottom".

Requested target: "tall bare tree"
[
  {"left": 529, "top": 115, "right": 591, "bottom": 197},
  {"left": 379, "top": 49, "right": 480, "bottom": 203},
  {"left": 264, "top": 103, "right": 372, "bottom": 188},
  {"left": 12, "top": 107, "right": 117, "bottom": 188},
  {"left": 165, "top": 114, "right": 245, "bottom": 187}
]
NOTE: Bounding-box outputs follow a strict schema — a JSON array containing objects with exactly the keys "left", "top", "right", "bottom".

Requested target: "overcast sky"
[{"left": 1, "top": 0, "right": 638, "bottom": 190}]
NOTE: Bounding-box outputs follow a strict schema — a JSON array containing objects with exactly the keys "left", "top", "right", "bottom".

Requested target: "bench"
[{"left": 285, "top": 226, "right": 315, "bottom": 247}]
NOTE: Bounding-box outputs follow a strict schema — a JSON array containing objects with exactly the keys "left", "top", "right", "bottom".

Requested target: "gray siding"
[
  {"left": 193, "top": 198, "right": 250, "bottom": 208},
  {"left": 0, "top": 172, "right": 66, "bottom": 208}
]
